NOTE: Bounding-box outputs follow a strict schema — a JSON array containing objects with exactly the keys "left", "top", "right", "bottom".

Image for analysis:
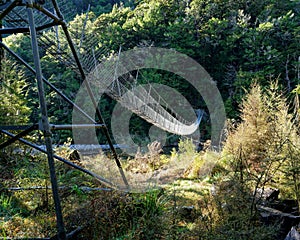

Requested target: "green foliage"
[
  {"left": 188, "top": 150, "right": 221, "bottom": 180},
  {"left": 90, "top": 0, "right": 300, "bottom": 122},
  {"left": 0, "top": 193, "right": 29, "bottom": 219},
  {"left": 69, "top": 0, "right": 135, "bottom": 16},
  {"left": 169, "top": 139, "right": 220, "bottom": 180},
  {"left": 294, "top": 85, "right": 300, "bottom": 95},
  {"left": 77, "top": 189, "right": 166, "bottom": 239},
  {"left": 1, "top": 2, "right": 300, "bottom": 237},
  {"left": 2, "top": 0, "right": 299, "bottom": 143},
  {"left": 0, "top": 194, "right": 14, "bottom": 217},
  {"left": 178, "top": 138, "right": 196, "bottom": 156},
  {"left": 0, "top": 58, "right": 30, "bottom": 125},
  {"left": 197, "top": 188, "right": 279, "bottom": 240},
  {"left": 223, "top": 82, "right": 300, "bottom": 212},
  {"left": 4, "top": 34, "right": 33, "bottom": 64}
]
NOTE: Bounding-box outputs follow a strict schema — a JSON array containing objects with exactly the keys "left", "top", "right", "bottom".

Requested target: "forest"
[{"left": 0, "top": 0, "right": 300, "bottom": 239}]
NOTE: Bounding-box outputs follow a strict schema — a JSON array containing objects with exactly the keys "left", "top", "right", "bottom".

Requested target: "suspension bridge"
[{"left": 0, "top": 1, "right": 205, "bottom": 238}]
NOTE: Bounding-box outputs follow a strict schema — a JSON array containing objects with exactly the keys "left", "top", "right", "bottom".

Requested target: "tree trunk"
[{"left": 286, "top": 55, "right": 291, "bottom": 92}]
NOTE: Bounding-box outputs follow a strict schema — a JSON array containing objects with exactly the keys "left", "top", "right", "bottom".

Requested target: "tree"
[
  {"left": 186, "top": 0, "right": 300, "bottom": 116},
  {"left": 223, "top": 82, "right": 300, "bottom": 213},
  {"left": 0, "top": 58, "right": 30, "bottom": 126},
  {"left": 2, "top": 0, "right": 298, "bottom": 143}
]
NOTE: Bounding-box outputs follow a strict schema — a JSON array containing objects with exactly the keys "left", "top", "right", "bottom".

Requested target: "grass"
[{"left": 0, "top": 142, "right": 283, "bottom": 239}]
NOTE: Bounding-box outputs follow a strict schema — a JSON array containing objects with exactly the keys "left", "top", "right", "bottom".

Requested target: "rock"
[
  {"left": 258, "top": 205, "right": 300, "bottom": 221},
  {"left": 255, "top": 187, "right": 279, "bottom": 202},
  {"left": 270, "top": 200, "right": 299, "bottom": 215},
  {"left": 69, "top": 149, "right": 81, "bottom": 161},
  {"left": 285, "top": 226, "right": 300, "bottom": 240},
  {"left": 258, "top": 205, "right": 300, "bottom": 239},
  {"left": 266, "top": 189, "right": 280, "bottom": 201}
]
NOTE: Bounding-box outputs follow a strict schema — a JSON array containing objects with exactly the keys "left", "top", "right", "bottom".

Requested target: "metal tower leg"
[
  {"left": 27, "top": 1, "right": 66, "bottom": 239},
  {"left": 51, "top": 0, "right": 129, "bottom": 189}
]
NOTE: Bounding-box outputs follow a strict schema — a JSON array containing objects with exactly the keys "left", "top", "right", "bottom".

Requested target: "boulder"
[
  {"left": 258, "top": 205, "right": 300, "bottom": 239},
  {"left": 255, "top": 187, "right": 279, "bottom": 202},
  {"left": 285, "top": 226, "right": 300, "bottom": 240},
  {"left": 270, "top": 200, "right": 299, "bottom": 215}
]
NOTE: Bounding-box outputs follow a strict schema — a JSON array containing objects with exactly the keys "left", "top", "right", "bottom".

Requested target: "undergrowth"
[{"left": 1, "top": 83, "right": 299, "bottom": 239}]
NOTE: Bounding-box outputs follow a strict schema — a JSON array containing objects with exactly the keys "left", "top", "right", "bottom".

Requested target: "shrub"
[{"left": 222, "top": 82, "right": 300, "bottom": 213}]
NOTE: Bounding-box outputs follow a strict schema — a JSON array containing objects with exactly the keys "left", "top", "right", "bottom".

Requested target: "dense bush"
[{"left": 223, "top": 82, "right": 300, "bottom": 212}]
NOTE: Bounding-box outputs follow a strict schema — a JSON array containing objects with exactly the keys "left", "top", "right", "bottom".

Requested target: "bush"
[
  {"left": 76, "top": 189, "right": 167, "bottom": 240},
  {"left": 222, "top": 82, "right": 300, "bottom": 213}
]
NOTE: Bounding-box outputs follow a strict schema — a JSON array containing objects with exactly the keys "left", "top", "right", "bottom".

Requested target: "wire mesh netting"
[{"left": 1, "top": 0, "right": 74, "bottom": 28}]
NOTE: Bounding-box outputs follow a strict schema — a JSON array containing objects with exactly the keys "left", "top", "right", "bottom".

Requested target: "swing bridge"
[{"left": 0, "top": 0, "right": 204, "bottom": 239}]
